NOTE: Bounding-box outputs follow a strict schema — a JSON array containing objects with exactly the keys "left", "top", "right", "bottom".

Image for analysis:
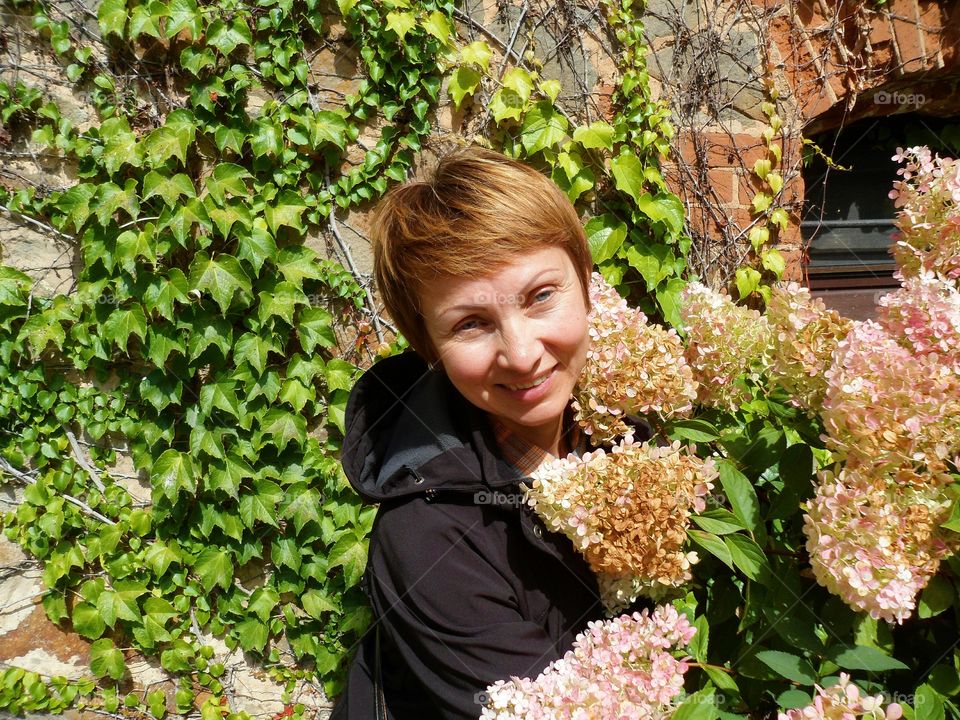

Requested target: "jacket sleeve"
[{"left": 366, "top": 499, "right": 565, "bottom": 720}]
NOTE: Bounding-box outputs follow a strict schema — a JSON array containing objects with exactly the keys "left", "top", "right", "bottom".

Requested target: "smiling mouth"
[{"left": 503, "top": 369, "right": 554, "bottom": 391}]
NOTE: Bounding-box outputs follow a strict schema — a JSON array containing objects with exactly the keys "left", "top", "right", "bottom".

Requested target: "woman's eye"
[
  {"left": 531, "top": 288, "right": 554, "bottom": 303},
  {"left": 454, "top": 319, "right": 482, "bottom": 333}
]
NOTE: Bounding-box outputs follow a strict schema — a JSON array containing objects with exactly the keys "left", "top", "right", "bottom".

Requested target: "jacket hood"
[{"left": 341, "top": 352, "right": 526, "bottom": 503}]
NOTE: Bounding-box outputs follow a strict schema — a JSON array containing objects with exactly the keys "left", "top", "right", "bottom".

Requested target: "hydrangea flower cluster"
[
  {"left": 573, "top": 273, "right": 697, "bottom": 444},
  {"left": 778, "top": 673, "right": 903, "bottom": 720},
  {"left": 877, "top": 272, "right": 960, "bottom": 367},
  {"left": 803, "top": 464, "right": 957, "bottom": 623},
  {"left": 889, "top": 146, "right": 960, "bottom": 282},
  {"left": 821, "top": 319, "right": 960, "bottom": 478},
  {"left": 766, "top": 283, "right": 852, "bottom": 412},
  {"left": 480, "top": 605, "right": 695, "bottom": 720},
  {"left": 680, "top": 282, "right": 771, "bottom": 410},
  {"left": 525, "top": 438, "right": 717, "bottom": 613}
]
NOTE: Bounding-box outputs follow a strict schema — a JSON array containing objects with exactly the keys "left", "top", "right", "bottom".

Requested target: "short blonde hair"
[{"left": 371, "top": 147, "right": 592, "bottom": 363}]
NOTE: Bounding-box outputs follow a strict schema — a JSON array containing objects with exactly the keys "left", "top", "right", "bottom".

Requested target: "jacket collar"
[{"left": 341, "top": 352, "right": 526, "bottom": 503}]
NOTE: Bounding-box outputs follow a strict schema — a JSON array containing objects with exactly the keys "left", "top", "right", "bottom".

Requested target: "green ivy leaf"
[
  {"left": 264, "top": 190, "right": 307, "bottom": 235},
  {"left": 385, "top": 11, "right": 416, "bottom": 41},
  {"left": 250, "top": 120, "right": 283, "bottom": 157},
  {"left": 207, "top": 452, "right": 254, "bottom": 498},
  {"left": 151, "top": 448, "right": 197, "bottom": 504},
  {"left": 144, "top": 540, "right": 181, "bottom": 577},
  {"left": 144, "top": 127, "right": 190, "bottom": 168},
  {"left": 95, "top": 180, "right": 140, "bottom": 225},
  {"left": 90, "top": 638, "right": 126, "bottom": 680},
  {"left": 298, "top": 306, "right": 336, "bottom": 353},
  {"left": 449, "top": 67, "right": 481, "bottom": 108},
  {"left": 189, "top": 253, "right": 252, "bottom": 315},
  {"left": 488, "top": 88, "right": 524, "bottom": 123},
  {"left": 207, "top": 17, "right": 253, "bottom": 56},
  {"left": 72, "top": 601, "right": 106, "bottom": 639},
  {"left": 302, "top": 589, "right": 338, "bottom": 620},
  {"left": 257, "top": 408, "right": 306, "bottom": 451},
  {"left": 234, "top": 616, "right": 269, "bottom": 652},
  {"left": 97, "top": 0, "right": 127, "bottom": 36},
  {"left": 283, "top": 482, "right": 322, "bottom": 532},
  {"left": 636, "top": 193, "right": 685, "bottom": 234},
  {"left": 165, "top": 0, "right": 201, "bottom": 38},
  {"left": 97, "top": 580, "right": 147, "bottom": 627},
  {"left": 239, "top": 480, "right": 283, "bottom": 529},
  {"left": 271, "top": 535, "right": 302, "bottom": 573},
  {"left": 206, "top": 200, "right": 252, "bottom": 240},
  {"left": 199, "top": 378, "right": 241, "bottom": 419},
  {"left": 129, "top": 0, "right": 165, "bottom": 38},
  {"left": 324, "top": 358, "right": 356, "bottom": 392},
  {"left": 247, "top": 587, "right": 280, "bottom": 622},
  {"left": 309, "top": 111, "right": 349, "bottom": 149},
  {"left": 573, "top": 121, "right": 615, "bottom": 150},
  {"left": 735, "top": 267, "right": 762, "bottom": 299},
  {"left": 520, "top": 102, "right": 568, "bottom": 155},
  {"left": 761, "top": 248, "right": 786, "bottom": 277},
  {"left": 143, "top": 269, "right": 190, "bottom": 319},
  {"left": 237, "top": 219, "right": 278, "bottom": 275},
  {"left": 143, "top": 171, "right": 196, "bottom": 207},
  {"left": 55, "top": 183, "right": 97, "bottom": 233},
  {"left": 205, "top": 163, "right": 251, "bottom": 205},
  {"left": 501, "top": 67, "right": 533, "bottom": 104},
  {"left": 422, "top": 9, "right": 452, "bottom": 44},
  {"left": 102, "top": 303, "right": 148, "bottom": 352},
  {"left": 194, "top": 547, "right": 234, "bottom": 592},
  {"left": 610, "top": 151, "right": 645, "bottom": 205},
  {"left": 584, "top": 214, "right": 627, "bottom": 264},
  {"left": 460, "top": 41, "right": 492, "bottom": 71},
  {"left": 328, "top": 532, "right": 367, "bottom": 588}
]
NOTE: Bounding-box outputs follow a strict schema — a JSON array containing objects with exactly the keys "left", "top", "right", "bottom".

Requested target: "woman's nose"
[{"left": 496, "top": 318, "right": 542, "bottom": 372}]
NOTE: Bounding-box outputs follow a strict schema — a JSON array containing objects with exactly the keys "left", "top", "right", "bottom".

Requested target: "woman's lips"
[{"left": 499, "top": 367, "right": 556, "bottom": 400}]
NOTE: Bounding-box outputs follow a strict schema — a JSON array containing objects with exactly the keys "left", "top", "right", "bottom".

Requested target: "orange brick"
[
  {"left": 708, "top": 169, "right": 737, "bottom": 206},
  {"left": 891, "top": 14, "right": 927, "bottom": 72},
  {"left": 779, "top": 247, "right": 806, "bottom": 283}
]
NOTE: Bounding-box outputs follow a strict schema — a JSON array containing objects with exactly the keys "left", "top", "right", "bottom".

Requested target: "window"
[{"left": 801, "top": 114, "right": 960, "bottom": 319}]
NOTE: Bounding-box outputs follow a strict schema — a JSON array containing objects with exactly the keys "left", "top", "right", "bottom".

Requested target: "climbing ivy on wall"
[{"left": 0, "top": 0, "right": 685, "bottom": 713}]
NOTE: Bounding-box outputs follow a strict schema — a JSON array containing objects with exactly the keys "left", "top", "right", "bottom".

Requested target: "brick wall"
[{"left": 647, "top": 0, "right": 960, "bottom": 287}]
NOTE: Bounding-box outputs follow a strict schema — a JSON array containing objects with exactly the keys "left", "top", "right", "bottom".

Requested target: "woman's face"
[{"left": 420, "top": 247, "right": 589, "bottom": 453}]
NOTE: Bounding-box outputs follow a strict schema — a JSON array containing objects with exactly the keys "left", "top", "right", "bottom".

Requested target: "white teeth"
[{"left": 506, "top": 372, "right": 551, "bottom": 391}]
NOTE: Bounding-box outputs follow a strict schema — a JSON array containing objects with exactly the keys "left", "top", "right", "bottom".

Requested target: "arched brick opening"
[{"left": 654, "top": 0, "right": 960, "bottom": 292}]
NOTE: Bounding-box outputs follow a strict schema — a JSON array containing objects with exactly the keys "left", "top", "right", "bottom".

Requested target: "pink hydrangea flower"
[
  {"left": 680, "top": 282, "right": 771, "bottom": 410},
  {"left": 573, "top": 274, "right": 698, "bottom": 444},
  {"left": 766, "top": 282, "right": 852, "bottom": 412},
  {"left": 481, "top": 605, "right": 695, "bottom": 720},
  {"left": 803, "top": 464, "right": 957, "bottom": 623},
  {"left": 779, "top": 673, "right": 903, "bottom": 720},
  {"left": 820, "top": 319, "right": 960, "bottom": 477},
  {"left": 525, "top": 438, "right": 716, "bottom": 613},
  {"left": 889, "top": 147, "right": 960, "bottom": 282}
]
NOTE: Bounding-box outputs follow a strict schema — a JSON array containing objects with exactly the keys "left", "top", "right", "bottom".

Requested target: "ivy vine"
[{"left": 0, "top": 0, "right": 691, "bottom": 713}]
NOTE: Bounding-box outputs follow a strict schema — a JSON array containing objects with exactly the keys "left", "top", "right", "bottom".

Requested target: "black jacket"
[{"left": 330, "top": 352, "right": 604, "bottom": 720}]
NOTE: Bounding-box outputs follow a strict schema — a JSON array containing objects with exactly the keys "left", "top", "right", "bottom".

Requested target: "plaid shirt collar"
[{"left": 488, "top": 404, "right": 586, "bottom": 478}]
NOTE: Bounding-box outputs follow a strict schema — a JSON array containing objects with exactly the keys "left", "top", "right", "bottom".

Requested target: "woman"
[{"left": 331, "top": 147, "right": 605, "bottom": 719}]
